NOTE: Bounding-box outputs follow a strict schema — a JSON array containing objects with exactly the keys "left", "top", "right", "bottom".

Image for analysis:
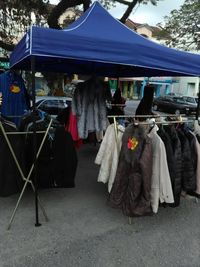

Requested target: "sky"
[{"left": 49, "top": 0, "right": 185, "bottom": 26}]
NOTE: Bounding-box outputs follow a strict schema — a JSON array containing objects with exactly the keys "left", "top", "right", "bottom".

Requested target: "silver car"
[{"left": 35, "top": 96, "right": 72, "bottom": 117}]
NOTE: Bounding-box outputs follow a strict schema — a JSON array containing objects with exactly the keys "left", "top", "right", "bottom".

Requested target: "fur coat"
[
  {"left": 72, "top": 78, "right": 109, "bottom": 139},
  {"left": 109, "top": 124, "right": 153, "bottom": 217}
]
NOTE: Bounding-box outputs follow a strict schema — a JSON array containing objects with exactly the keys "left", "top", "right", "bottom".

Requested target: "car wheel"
[
  {"left": 175, "top": 109, "right": 180, "bottom": 115},
  {"left": 153, "top": 104, "right": 158, "bottom": 111}
]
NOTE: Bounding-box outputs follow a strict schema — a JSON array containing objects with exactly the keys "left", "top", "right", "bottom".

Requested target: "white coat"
[
  {"left": 148, "top": 125, "right": 174, "bottom": 213},
  {"left": 95, "top": 124, "right": 124, "bottom": 193}
]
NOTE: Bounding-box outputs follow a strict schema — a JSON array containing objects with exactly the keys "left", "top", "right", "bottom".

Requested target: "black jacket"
[
  {"left": 52, "top": 127, "right": 78, "bottom": 188},
  {"left": 177, "top": 129, "right": 196, "bottom": 192},
  {"left": 158, "top": 127, "right": 175, "bottom": 185},
  {"left": 181, "top": 125, "right": 197, "bottom": 193},
  {"left": 164, "top": 125, "right": 182, "bottom": 207}
]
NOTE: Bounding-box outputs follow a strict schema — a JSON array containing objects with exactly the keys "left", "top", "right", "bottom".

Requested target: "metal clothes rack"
[{"left": 0, "top": 118, "right": 53, "bottom": 230}]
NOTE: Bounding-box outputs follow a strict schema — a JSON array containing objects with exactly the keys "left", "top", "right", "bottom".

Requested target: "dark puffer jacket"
[
  {"left": 181, "top": 126, "right": 197, "bottom": 193},
  {"left": 164, "top": 125, "right": 182, "bottom": 207},
  {"left": 109, "top": 124, "right": 153, "bottom": 217},
  {"left": 158, "top": 128, "right": 175, "bottom": 187},
  {"left": 177, "top": 129, "right": 196, "bottom": 192}
]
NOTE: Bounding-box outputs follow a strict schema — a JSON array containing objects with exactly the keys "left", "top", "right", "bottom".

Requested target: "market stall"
[{"left": 8, "top": 1, "right": 200, "bottom": 228}]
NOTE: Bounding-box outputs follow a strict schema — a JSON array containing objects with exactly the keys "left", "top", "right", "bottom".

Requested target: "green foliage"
[{"left": 159, "top": 0, "right": 200, "bottom": 51}]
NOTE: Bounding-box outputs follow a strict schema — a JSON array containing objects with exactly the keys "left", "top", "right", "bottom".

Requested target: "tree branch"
[
  {"left": 114, "top": 0, "right": 130, "bottom": 5},
  {"left": 120, "top": 0, "right": 138, "bottom": 23},
  {"left": 47, "top": 0, "right": 90, "bottom": 29},
  {"left": 83, "top": 0, "right": 91, "bottom": 11},
  {"left": 0, "top": 40, "right": 15, "bottom": 51}
]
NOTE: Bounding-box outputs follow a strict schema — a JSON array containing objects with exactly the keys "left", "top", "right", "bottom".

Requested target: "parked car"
[
  {"left": 35, "top": 96, "right": 72, "bottom": 117},
  {"left": 182, "top": 96, "right": 198, "bottom": 106},
  {"left": 153, "top": 96, "right": 196, "bottom": 115}
]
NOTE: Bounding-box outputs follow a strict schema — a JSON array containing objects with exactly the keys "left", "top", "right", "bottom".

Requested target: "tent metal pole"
[
  {"left": 31, "top": 55, "right": 41, "bottom": 227},
  {"left": 196, "top": 77, "right": 200, "bottom": 120}
]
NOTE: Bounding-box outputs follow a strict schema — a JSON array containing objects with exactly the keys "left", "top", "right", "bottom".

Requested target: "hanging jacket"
[
  {"left": 52, "top": 127, "right": 78, "bottom": 188},
  {"left": 158, "top": 127, "right": 175, "bottom": 189},
  {"left": 0, "top": 71, "right": 29, "bottom": 126},
  {"left": 164, "top": 125, "right": 182, "bottom": 207},
  {"left": 95, "top": 123, "right": 125, "bottom": 193},
  {"left": 109, "top": 124, "right": 153, "bottom": 217},
  {"left": 177, "top": 129, "right": 196, "bottom": 192},
  {"left": 181, "top": 125, "right": 197, "bottom": 192},
  {"left": 194, "top": 135, "right": 200, "bottom": 195},
  {"left": 21, "top": 112, "right": 54, "bottom": 188},
  {"left": 72, "top": 78, "right": 109, "bottom": 139},
  {"left": 148, "top": 125, "right": 174, "bottom": 213},
  {"left": 194, "top": 120, "right": 200, "bottom": 195}
]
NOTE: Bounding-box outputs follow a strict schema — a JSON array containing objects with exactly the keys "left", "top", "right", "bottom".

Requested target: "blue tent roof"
[{"left": 10, "top": 1, "right": 200, "bottom": 77}]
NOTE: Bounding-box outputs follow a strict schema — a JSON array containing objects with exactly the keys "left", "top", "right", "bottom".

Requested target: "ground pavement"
[{"left": 0, "top": 144, "right": 200, "bottom": 267}]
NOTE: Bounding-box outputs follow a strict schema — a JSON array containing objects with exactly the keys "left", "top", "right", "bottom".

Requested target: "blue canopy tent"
[
  {"left": 10, "top": 1, "right": 200, "bottom": 77},
  {"left": 8, "top": 1, "right": 200, "bottom": 227}
]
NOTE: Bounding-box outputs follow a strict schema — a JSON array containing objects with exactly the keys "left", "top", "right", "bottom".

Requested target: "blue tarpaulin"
[{"left": 10, "top": 1, "right": 200, "bottom": 77}]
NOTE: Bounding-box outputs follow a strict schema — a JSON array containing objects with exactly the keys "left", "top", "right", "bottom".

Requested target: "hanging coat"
[
  {"left": 164, "top": 125, "right": 182, "bottom": 207},
  {"left": 72, "top": 78, "right": 109, "bottom": 139},
  {"left": 181, "top": 125, "right": 197, "bottom": 192},
  {"left": 148, "top": 125, "right": 174, "bottom": 213},
  {"left": 52, "top": 127, "right": 78, "bottom": 188},
  {"left": 0, "top": 71, "right": 29, "bottom": 126},
  {"left": 95, "top": 123, "right": 125, "bottom": 193},
  {"left": 158, "top": 127, "right": 175, "bottom": 191},
  {"left": 109, "top": 124, "right": 153, "bottom": 217},
  {"left": 177, "top": 129, "right": 196, "bottom": 192}
]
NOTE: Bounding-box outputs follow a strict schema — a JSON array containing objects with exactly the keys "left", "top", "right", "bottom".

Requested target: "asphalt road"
[
  {"left": 1, "top": 143, "right": 200, "bottom": 267},
  {"left": 124, "top": 100, "right": 140, "bottom": 115}
]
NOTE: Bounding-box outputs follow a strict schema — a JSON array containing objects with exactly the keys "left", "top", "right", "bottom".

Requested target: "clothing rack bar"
[
  {"left": 5, "top": 131, "right": 47, "bottom": 135},
  {"left": 107, "top": 104, "right": 126, "bottom": 106},
  {"left": 107, "top": 114, "right": 187, "bottom": 118},
  {"left": 133, "top": 120, "right": 194, "bottom": 125}
]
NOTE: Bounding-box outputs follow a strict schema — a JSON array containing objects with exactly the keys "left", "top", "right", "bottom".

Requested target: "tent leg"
[{"left": 31, "top": 56, "right": 41, "bottom": 227}]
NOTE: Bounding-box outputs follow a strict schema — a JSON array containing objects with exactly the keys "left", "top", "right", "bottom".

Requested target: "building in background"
[
  {"left": 124, "top": 19, "right": 199, "bottom": 98},
  {"left": 172, "top": 77, "right": 200, "bottom": 97}
]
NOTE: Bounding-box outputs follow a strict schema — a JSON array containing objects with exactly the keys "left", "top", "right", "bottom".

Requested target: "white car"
[{"left": 35, "top": 96, "right": 72, "bottom": 117}]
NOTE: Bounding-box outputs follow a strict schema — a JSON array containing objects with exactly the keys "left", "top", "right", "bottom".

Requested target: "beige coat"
[
  {"left": 95, "top": 124, "right": 124, "bottom": 193},
  {"left": 148, "top": 125, "right": 174, "bottom": 213}
]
